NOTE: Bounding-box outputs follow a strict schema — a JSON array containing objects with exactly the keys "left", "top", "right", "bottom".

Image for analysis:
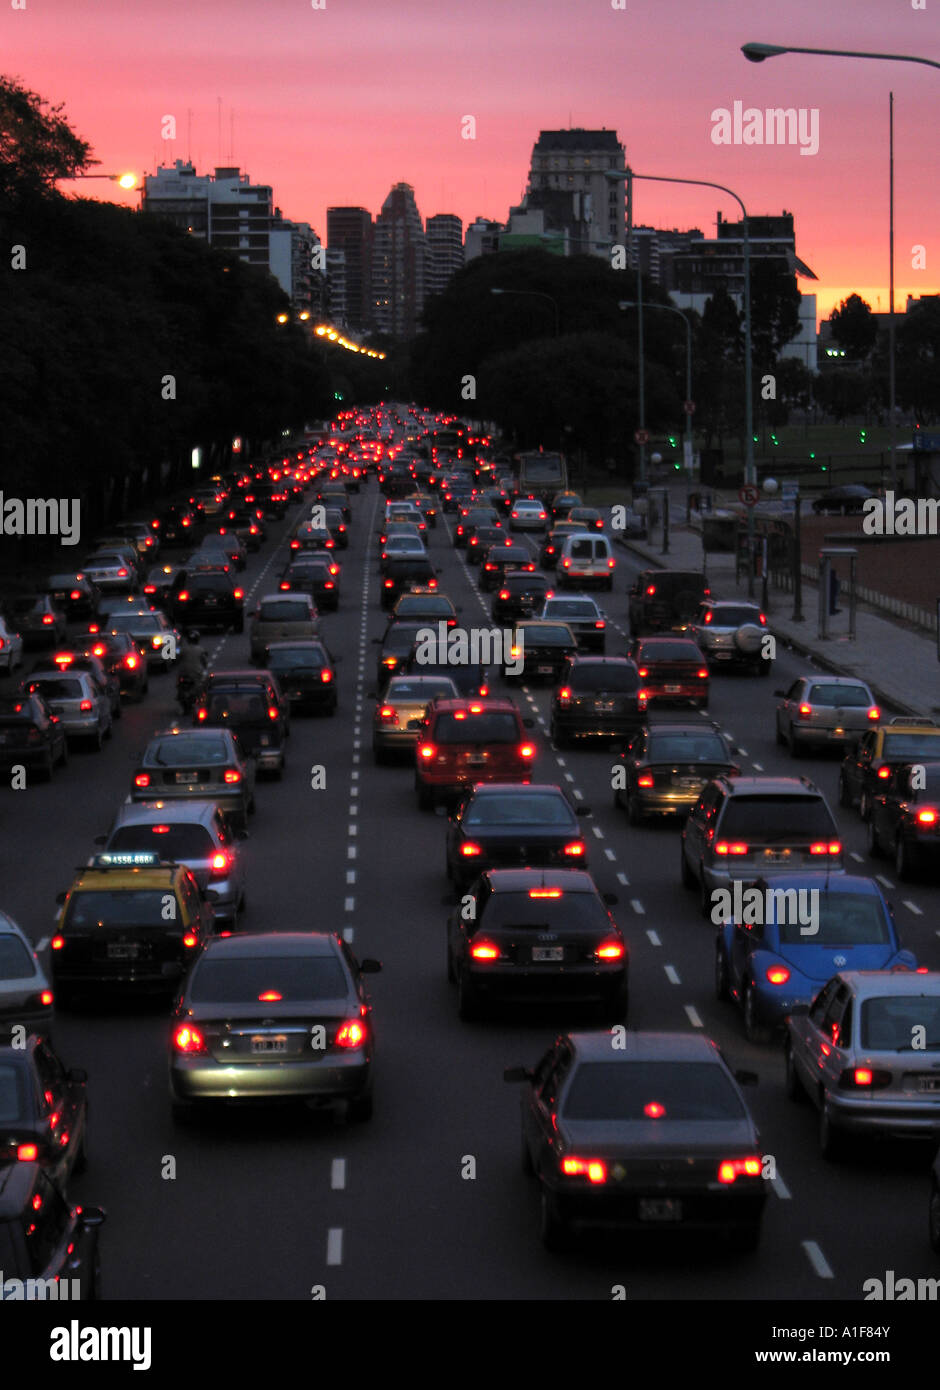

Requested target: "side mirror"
[
  {"left": 602, "top": 892, "right": 619, "bottom": 906},
  {"left": 67, "top": 1067, "right": 88, "bottom": 1084},
  {"left": 236, "top": 829, "right": 249, "bottom": 841},
  {"left": 773, "top": 689, "right": 786, "bottom": 698},
  {"left": 522, "top": 717, "right": 535, "bottom": 729},
  {"left": 359, "top": 958, "right": 382, "bottom": 974},
  {"left": 504, "top": 1066, "right": 533, "bottom": 1084},
  {"left": 79, "top": 1206, "right": 107, "bottom": 1229},
  {"left": 372, "top": 637, "right": 381, "bottom": 644},
  {"left": 204, "top": 889, "right": 220, "bottom": 903}
]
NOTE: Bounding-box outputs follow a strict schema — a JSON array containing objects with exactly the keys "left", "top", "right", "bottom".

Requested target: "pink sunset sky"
[{"left": 4, "top": 0, "right": 938, "bottom": 327}]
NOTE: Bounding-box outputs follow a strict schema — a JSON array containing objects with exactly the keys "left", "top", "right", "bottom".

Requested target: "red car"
[
  {"left": 628, "top": 636, "right": 710, "bottom": 710},
  {"left": 414, "top": 698, "right": 536, "bottom": 809}
]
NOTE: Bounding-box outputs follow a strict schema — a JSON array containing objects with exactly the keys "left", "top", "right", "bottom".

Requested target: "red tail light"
[
  {"left": 143, "top": 585, "right": 157, "bottom": 595},
  {"left": 877, "top": 765, "right": 891, "bottom": 779},
  {"left": 42, "top": 614, "right": 54, "bottom": 625},
  {"left": 177, "top": 590, "right": 190, "bottom": 602},
  {"left": 223, "top": 770, "right": 241, "bottom": 784},
  {"left": 461, "top": 842, "right": 482, "bottom": 857},
  {"left": 378, "top": 706, "right": 397, "bottom": 722},
  {"left": 563, "top": 840, "right": 586, "bottom": 857},
  {"left": 469, "top": 940, "right": 499, "bottom": 960},
  {"left": 320, "top": 669, "right": 333, "bottom": 683},
  {"left": 268, "top": 706, "right": 279, "bottom": 721},
  {"left": 645, "top": 585, "right": 656, "bottom": 596},
  {"left": 839, "top": 1066, "right": 891, "bottom": 1090},
  {"left": 173, "top": 1025, "right": 207, "bottom": 1054},
  {"left": 608, "top": 557, "right": 615, "bottom": 568},
  {"left": 418, "top": 743, "right": 436, "bottom": 760},
  {"left": 557, "top": 686, "right": 571, "bottom": 703},
  {"left": 498, "top": 589, "right": 510, "bottom": 600},
  {"left": 868, "top": 706, "right": 881, "bottom": 721},
  {"left": 384, "top": 579, "right": 394, "bottom": 588},
  {"left": 40, "top": 990, "right": 53, "bottom": 1007},
  {"left": 637, "top": 667, "right": 648, "bottom": 677},
  {"left": 117, "top": 569, "right": 128, "bottom": 578},
  {"left": 697, "top": 668, "right": 709, "bottom": 679},
  {"left": 335, "top": 1020, "right": 367, "bottom": 1048},
  {"left": 182, "top": 932, "right": 199, "bottom": 948},
  {"left": 809, "top": 841, "right": 841, "bottom": 855},
  {"left": 596, "top": 939, "right": 625, "bottom": 960},
  {"left": 233, "top": 589, "right": 244, "bottom": 600},
  {"left": 518, "top": 743, "right": 536, "bottom": 759},
  {"left": 280, "top": 581, "right": 291, "bottom": 591},
  {"left": 17, "top": 1144, "right": 39, "bottom": 1162},
  {"left": 595, "top": 620, "right": 605, "bottom": 629},
  {"left": 134, "top": 772, "right": 151, "bottom": 787},
  {"left": 798, "top": 704, "right": 812, "bottom": 718},
  {"left": 715, "top": 841, "right": 748, "bottom": 855},
  {"left": 560, "top": 1157, "right": 607, "bottom": 1184},
  {"left": 703, "top": 611, "right": 713, "bottom": 624},
  {"left": 69, "top": 590, "right": 81, "bottom": 600},
  {"left": 78, "top": 699, "right": 93, "bottom": 712},
  {"left": 717, "top": 1157, "right": 761, "bottom": 1184},
  {"left": 637, "top": 773, "right": 654, "bottom": 787},
  {"left": 210, "top": 852, "right": 230, "bottom": 877},
  {"left": 196, "top": 708, "right": 208, "bottom": 721},
  {"left": 765, "top": 966, "right": 790, "bottom": 985},
  {"left": 51, "top": 936, "right": 64, "bottom": 951},
  {"left": 917, "top": 809, "right": 938, "bottom": 824}
]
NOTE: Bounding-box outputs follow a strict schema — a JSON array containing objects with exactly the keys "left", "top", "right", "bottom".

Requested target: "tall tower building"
[
  {"left": 326, "top": 207, "right": 373, "bottom": 332},
  {"left": 526, "top": 129, "right": 626, "bottom": 256},
  {"left": 371, "top": 182, "right": 428, "bottom": 338},
  {"left": 425, "top": 214, "right": 464, "bottom": 298}
]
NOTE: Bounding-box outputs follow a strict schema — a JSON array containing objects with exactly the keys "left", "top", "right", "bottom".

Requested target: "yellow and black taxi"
[
  {"left": 839, "top": 719, "right": 940, "bottom": 820},
  {"left": 867, "top": 759, "right": 940, "bottom": 879},
  {"left": 0, "top": 1036, "right": 87, "bottom": 1187},
  {"left": 51, "top": 851, "right": 215, "bottom": 1004}
]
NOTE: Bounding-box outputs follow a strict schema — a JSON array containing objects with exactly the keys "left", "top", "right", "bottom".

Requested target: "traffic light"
[{"left": 859, "top": 428, "right": 867, "bottom": 444}]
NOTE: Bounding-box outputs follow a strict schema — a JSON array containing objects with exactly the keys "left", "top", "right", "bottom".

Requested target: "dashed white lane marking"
[
  {"left": 617, "top": 871, "right": 630, "bottom": 886},
  {"left": 326, "top": 1228, "right": 344, "bottom": 1265},
  {"left": 904, "top": 900, "right": 923, "bottom": 916},
  {"left": 346, "top": 870, "right": 356, "bottom": 885},
  {"left": 849, "top": 851, "right": 864, "bottom": 863},
  {"left": 630, "top": 898, "right": 645, "bottom": 915},
  {"left": 684, "top": 1004, "right": 703, "bottom": 1027},
  {"left": 344, "top": 897, "right": 355, "bottom": 912},
  {"left": 349, "top": 803, "right": 358, "bottom": 816},
  {"left": 751, "top": 762, "right": 763, "bottom": 771},
  {"left": 646, "top": 929, "right": 661, "bottom": 946},
  {"left": 572, "top": 788, "right": 583, "bottom": 800},
  {"left": 556, "top": 757, "right": 566, "bottom": 768},
  {"left": 664, "top": 964, "right": 680, "bottom": 984},
  {"left": 875, "top": 874, "right": 894, "bottom": 890},
  {"left": 351, "top": 770, "right": 359, "bottom": 780},
  {"left": 347, "top": 845, "right": 357, "bottom": 859},
  {"left": 350, "top": 785, "right": 359, "bottom": 797},
  {"left": 35, "top": 937, "right": 49, "bottom": 952},
  {"left": 604, "top": 847, "right": 616, "bottom": 861},
  {"left": 563, "top": 773, "right": 574, "bottom": 783},
  {"left": 592, "top": 826, "right": 604, "bottom": 839},
  {"left": 802, "top": 1241, "right": 834, "bottom": 1279},
  {"left": 342, "top": 927, "right": 354, "bottom": 943},
  {"left": 772, "top": 1171, "right": 792, "bottom": 1200},
  {"left": 348, "top": 824, "right": 357, "bottom": 837},
  {"left": 331, "top": 1158, "right": 346, "bottom": 1190}
]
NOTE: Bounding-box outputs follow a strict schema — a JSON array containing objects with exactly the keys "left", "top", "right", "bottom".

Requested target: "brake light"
[
  {"left": 151, "top": 825, "right": 170, "bottom": 833},
  {"left": 418, "top": 743, "right": 436, "bottom": 760},
  {"left": 134, "top": 772, "right": 151, "bottom": 787},
  {"left": 182, "top": 932, "right": 199, "bottom": 948},
  {"left": 596, "top": 939, "right": 624, "bottom": 960},
  {"left": 637, "top": 667, "right": 648, "bottom": 678},
  {"left": 839, "top": 1066, "right": 891, "bottom": 1090},
  {"left": 51, "top": 936, "right": 64, "bottom": 951},
  {"left": 765, "top": 966, "right": 790, "bottom": 985},
  {"left": 78, "top": 699, "right": 93, "bottom": 712},
  {"left": 469, "top": 940, "right": 499, "bottom": 960},
  {"left": 715, "top": 841, "right": 748, "bottom": 855},
  {"left": 518, "top": 743, "right": 536, "bottom": 759},
  {"left": 267, "top": 706, "right": 279, "bottom": 721},
  {"left": 40, "top": 990, "right": 53, "bottom": 1007},
  {"left": 809, "top": 841, "right": 841, "bottom": 855},
  {"left": 42, "top": 614, "right": 54, "bottom": 625},
  {"left": 151, "top": 634, "right": 163, "bottom": 648},
  {"left": 645, "top": 585, "right": 656, "bottom": 596},
  {"left": 280, "top": 581, "right": 291, "bottom": 591},
  {"left": 379, "top": 706, "right": 397, "bottom": 722},
  {"left": 868, "top": 706, "right": 881, "bottom": 721},
  {"left": 498, "top": 589, "right": 510, "bottom": 600},
  {"left": 320, "top": 669, "right": 333, "bottom": 683},
  {"left": 478, "top": 684, "right": 487, "bottom": 696},
  {"left": 557, "top": 686, "right": 571, "bottom": 703},
  {"left": 529, "top": 888, "right": 562, "bottom": 898},
  {"left": 608, "top": 557, "right": 615, "bottom": 568},
  {"left": 224, "top": 770, "right": 241, "bottom": 784},
  {"left": 877, "top": 766, "right": 891, "bottom": 779},
  {"left": 798, "top": 704, "right": 812, "bottom": 718},
  {"left": 461, "top": 842, "right": 482, "bottom": 857},
  {"left": 917, "top": 809, "right": 938, "bottom": 824},
  {"left": 173, "top": 1025, "right": 207, "bottom": 1054},
  {"left": 196, "top": 707, "right": 208, "bottom": 721},
  {"left": 177, "top": 590, "right": 190, "bottom": 602},
  {"left": 595, "top": 620, "right": 605, "bottom": 629},
  {"left": 233, "top": 589, "right": 244, "bottom": 600},
  {"left": 560, "top": 1157, "right": 607, "bottom": 1184},
  {"left": 637, "top": 773, "right": 654, "bottom": 787},
  {"left": 70, "top": 589, "right": 81, "bottom": 600},
  {"left": 384, "top": 579, "right": 394, "bottom": 588},
  {"left": 335, "top": 1020, "right": 367, "bottom": 1048},
  {"left": 17, "top": 1144, "right": 39, "bottom": 1161},
  {"left": 143, "top": 585, "right": 156, "bottom": 595},
  {"left": 88, "top": 624, "right": 99, "bottom": 633},
  {"left": 563, "top": 840, "right": 585, "bottom": 857},
  {"left": 117, "top": 569, "right": 128, "bottom": 578},
  {"left": 717, "top": 1157, "right": 761, "bottom": 1184}
]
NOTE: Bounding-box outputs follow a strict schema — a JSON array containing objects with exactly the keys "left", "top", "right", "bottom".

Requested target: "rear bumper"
[
  {"left": 467, "top": 962, "right": 625, "bottom": 1002},
  {"left": 549, "top": 1184, "right": 765, "bottom": 1234},
  {"left": 170, "top": 1051, "right": 371, "bottom": 1102},
  {"left": 825, "top": 1092, "right": 940, "bottom": 1139}
]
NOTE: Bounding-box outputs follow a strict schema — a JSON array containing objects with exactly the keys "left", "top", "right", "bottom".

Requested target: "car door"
[
  {"left": 33, "top": 1040, "right": 82, "bottom": 1179},
  {"left": 730, "top": 915, "right": 763, "bottom": 998},
  {"left": 850, "top": 732, "right": 876, "bottom": 801},
  {"left": 685, "top": 782, "right": 721, "bottom": 871},
  {"left": 526, "top": 1043, "right": 572, "bottom": 1175},
  {"left": 779, "top": 679, "right": 805, "bottom": 738}
]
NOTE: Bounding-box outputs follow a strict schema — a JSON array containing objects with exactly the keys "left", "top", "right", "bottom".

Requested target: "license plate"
[
  {"left": 537, "top": 665, "right": 553, "bottom": 674},
  {"left": 204, "top": 597, "right": 218, "bottom": 606},
  {"left": 763, "top": 851, "right": 788, "bottom": 864},
  {"left": 532, "top": 946, "right": 564, "bottom": 962},
  {"left": 713, "top": 651, "right": 732, "bottom": 660},
  {"left": 259, "top": 735, "right": 270, "bottom": 747},
  {"left": 467, "top": 757, "right": 485, "bottom": 767},
  {"left": 251, "top": 1036, "right": 288, "bottom": 1054},
  {"left": 53, "top": 592, "right": 67, "bottom": 600},
  {"left": 665, "top": 684, "right": 680, "bottom": 693},
  {"left": 919, "top": 1077, "right": 940, "bottom": 1093},
  {"left": 107, "top": 943, "right": 139, "bottom": 960},
  {"left": 678, "top": 777, "right": 701, "bottom": 789},
  {"left": 594, "top": 699, "right": 615, "bottom": 712},
  {"left": 175, "top": 771, "right": 199, "bottom": 784},
  {"left": 638, "top": 1198, "right": 682, "bottom": 1222}
]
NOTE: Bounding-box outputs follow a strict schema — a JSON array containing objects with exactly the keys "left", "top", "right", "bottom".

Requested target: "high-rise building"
[
  {"left": 326, "top": 207, "right": 373, "bottom": 331},
  {"left": 425, "top": 214, "right": 464, "bottom": 298},
  {"left": 464, "top": 217, "right": 504, "bottom": 261},
  {"left": 371, "top": 183, "right": 428, "bottom": 338},
  {"left": 325, "top": 247, "right": 347, "bottom": 326},
  {"left": 525, "top": 128, "right": 626, "bottom": 256}
]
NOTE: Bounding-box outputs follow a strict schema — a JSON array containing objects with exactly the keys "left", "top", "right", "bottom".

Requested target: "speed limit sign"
[
  {"left": 738, "top": 484, "right": 760, "bottom": 506},
  {"left": 634, "top": 429, "right": 650, "bottom": 445}
]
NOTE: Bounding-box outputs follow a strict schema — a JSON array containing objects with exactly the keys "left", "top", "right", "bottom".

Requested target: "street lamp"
[
  {"left": 618, "top": 299, "right": 693, "bottom": 529},
  {"left": 742, "top": 42, "right": 940, "bottom": 71},
  {"left": 490, "top": 287, "right": 560, "bottom": 336},
  {"left": 607, "top": 167, "right": 756, "bottom": 590}
]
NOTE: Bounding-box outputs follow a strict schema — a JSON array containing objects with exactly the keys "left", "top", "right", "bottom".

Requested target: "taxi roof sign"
[{"left": 92, "top": 851, "right": 162, "bottom": 868}]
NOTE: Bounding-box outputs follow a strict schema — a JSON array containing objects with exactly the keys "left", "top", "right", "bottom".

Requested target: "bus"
[{"left": 514, "top": 450, "right": 568, "bottom": 503}]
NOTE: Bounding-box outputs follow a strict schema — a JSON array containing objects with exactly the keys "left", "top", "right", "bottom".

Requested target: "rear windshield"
[
  {"left": 638, "top": 642, "right": 702, "bottom": 661},
  {"left": 0, "top": 935, "right": 35, "bottom": 979},
  {"left": 385, "top": 626, "right": 425, "bottom": 652},
  {"left": 563, "top": 1061, "right": 746, "bottom": 1121},
  {"left": 545, "top": 600, "right": 595, "bottom": 618},
  {"left": 28, "top": 677, "right": 83, "bottom": 699},
  {"left": 568, "top": 539, "right": 601, "bottom": 559},
  {"left": 506, "top": 575, "right": 548, "bottom": 592},
  {"left": 148, "top": 736, "right": 229, "bottom": 766},
  {"left": 65, "top": 891, "right": 172, "bottom": 928},
  {"left": 46, "top": 575, "right": 82, "bottom": 588},
  {"left": 523, "top": 626, "right": 574, "bottom": 646},
  {"left": 258, "top": 601, "right": 310, "bottom": 622},
  {"left": 647, "top": 733, "right": 729, "bottom": 763},
  {"left": 569, "top": 665, "right": 638, "bottom": 693},
  {"left": 859, "top": 996, "right": 940, "bottom": 1051},
  {"left": 482, "top": 892, "right": 605, "bottom": 932},
  {"left": 267, "top": 648, "right": 326, "bottom": 671},
  {"left": 433, "top": 712, "right": 519, "bottom": 744},
  {"left": 386, "top": 679, "right": 457, "bottom": 700},
  {"left": 0, "top": 1064, "right": 28, "bottom": 1124},
  {"left": 464, "top": 792, "right": 573, "bottom": 827},
  {"left": 807, "top": 684, "right": 871, "bottom": 707},
  {"left": 109, "top": 825, "right": 215, "bottom": 859},
  {"left": 112, "top": 614, "right": 161, "bottom": 633},
  {"left": 882, "top": 734, "right": 940, "bottom": 759},
  {"left": 190, "top": 955, "right": 348, "bottom": 1003},
  {"left": 189, "top": 576, "right": 233, "bottom": 594},
  {"left": 718, "top": 796, "right": 835, "bottom": 840},
  {"left": 709, "top": 606, "right": 762, "bottom": 626},
  {"left": 206, "top": 693, "right": 268, "bottom": 721},
  {"left": 776, "top": 893, "right": 891, "bottom": 946}
]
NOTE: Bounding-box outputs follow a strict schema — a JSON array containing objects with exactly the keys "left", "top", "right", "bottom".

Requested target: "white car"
[
  {"left": 510, "top": 499, "right": 548, "bottom": 532},
  {"left": 0, "top": 617, "right": 23, "bottom": 674},
  {"left": 0, "top": 910, "right": 54, "bottom": 1041}
]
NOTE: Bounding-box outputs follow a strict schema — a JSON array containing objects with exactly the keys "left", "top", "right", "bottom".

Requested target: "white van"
[{"left": 557, "top": 533, "right": 616, "bottom": 590}]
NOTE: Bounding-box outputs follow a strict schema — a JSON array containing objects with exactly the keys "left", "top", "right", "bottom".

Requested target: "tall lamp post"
[
  {"left": 490, "top": 287, "right": 560, "bottom": 336},
  {"left": 742, "top": 42, "right": 940, "bottom": 491},
  {"left": 606, "top": 168, "right": 756, "bottom": 591}
]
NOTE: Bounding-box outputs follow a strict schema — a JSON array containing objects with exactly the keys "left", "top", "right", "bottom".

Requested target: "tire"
[
  {"left": 446, "top": 940, "right": 456, "bottom": 983},
  {"left": 626, "top": 791, "right": 644, "bottom": 827},
  {"left": 743, "top": 983, "right": 770, "bottom": 1044},
  {"left": 89, "top": 728, "right": 103, "bottom": 752},
  {"left": 36, "top": 751, "right": 55, "bottom": 782},
  {"left": 715, "top": 940, "right": 730, "bottom": 1001},
  {"left": 784, "top": 1039, "right": 805, "bottom": 1102},
  {"left": 112, "top": 700, "right": 122, "bottom": 720},
  {"left": 680, "top": 840, "right": 696, "bottom": 889},
  {"left": 699, "top": 868, "right": 712, "bottom": 919},
  {"left": 818, "top": 1097, "right": 844, "bottom": 1160},
  {"left": 56, "top": 737, "right": 68, "bottom": 768},
  {"left": 838, "top": 771, "right": 851, "bottom": 808},
  {"left": 346, "top": 1088, "right": 373, "bottom": 1123},
  {"left": 929, "top": 1180, "right": 940, "bottom": 1253},
  {"left": 866, "top": 817, "right": 883, "bottom": 857},
  {"left": 859, "top": 789, "right": 872, "bottom": 822},
  {"left": 727, "top": 1219, "right": 761, "bottom": 1253},
  {"left": 457, "top": 969, "right": 482, "bottom": 1021},
  {"left": 775, "top": 716, "right": 786, "bottom": 746},
  {"left": 787, "top": 727, "right": 802, "bottom": 758},
  {"left": 540, "top": 1189, "right": 571, "bottom": 1252},
  {"left": 896, "top": 834, "right": 917, "bottom": 881},
  {"left": 551, "top": 721, "right": 570, "bottom": 750}
]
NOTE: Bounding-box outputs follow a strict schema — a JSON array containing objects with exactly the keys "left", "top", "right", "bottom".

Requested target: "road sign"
[
  {"left": 738, "top": 484, "right": 760, "bottom": 507},
  {"left": 913, "top": 432, "right": 940, "bottom": 452},
  {"left": 634, "top": 429, "right": 650, "bottom": 445},
  {"left": 683, "top": 400, "right": 696, "bottom": 415}
]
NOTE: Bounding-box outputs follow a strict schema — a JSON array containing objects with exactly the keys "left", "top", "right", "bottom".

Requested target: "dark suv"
[
  {"left": 195, "top": 670, "right": 289, "bottom": 776},
  {"left": 680, "top": 775, "right": 843, "bottom": 916},
  {"left": 380, "top": 556, "right": 437, "bottom": 608},
  {"left": 550, "top": 657, "right": 646, "bottom": 746},
  {"left": 170, "top": 570, "right": 244, "bottom": 632},
  {"left": 0, "top": 692, "right": 68, "bottom": 780},
  {"left": 628, "top": 569, "right": 709, "bottom": 635}
]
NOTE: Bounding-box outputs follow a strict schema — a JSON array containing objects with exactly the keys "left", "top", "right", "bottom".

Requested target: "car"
[
  {"left": 0, "top": 615, "right": 24, "bottom": 674},
  {"left": 219, "top": 503, "right": 265, "bottom": 550},
  {"left": 194, "top": 676, "right": 288, "bottom": 777},
  {"left": 539, "top": 522, "right": 584, "bottom": 570},
  {"left": 839, "top": 720, "right": 940, "bottom": 819},
  {"left": 380, "top": 555, "right": 438, "bottom": 608},
  {"left": 557, "top": 534, "right": 616, "bottom": 590},
  {"left": 628, "top": 569, "right": 710, "bottom": 635},
  {"left": 143, "top": 563, "right": 187, "bottom": 606},
  {"left": 98, "top": 609, "right": 177, "bottom": 671},
  {"left": 455, "top": 506, "right": 501, "bottom": 549},
  {"left": 3, "top": 595, "right": 67, "bottom": 649},
  {"left": 510, "top": 499, "right": 549, "bottom": 532},
  {"left": 391, "top": 592, "right": 459, "bottom": 628},
  {"left": 506, "top": 1031, "right": 766, "bottom": 1251},
  {"left": 680, "top": 775, "right": 844, "bottom": 918},
  {"left": 415, "top": 700, "right": 536, "bottom": 809},
  {"left": 491, "top": 572, "right": 553, "bottom": 626},
  {"left": 550, "top": 656, "right": 646, "bottom": 747},
  {"left": 549, "top": 491, "right": 582, "bottom": 523},
  {"left": 371, "top": 675, "right": 460, "bottom": 762},
  {"left": 406, "top": 492, "right": 438, "bottom": 527},
  {"left": 811, "top": 484, "right": 875, "bottom": 516},
  {"left": 380, "top": 536, "right": 426, "bottom": 572},
  {"left": 479, "top": 543, "right": 535, "bottom": 593},
  {"left": 567, "top": 506, "right": 604, "bottom": 533},
  {"left": 191, "top": 532, "right": 246, "bottom": 571},
  {"left": 0, "top": 1038, "right": 87, "bottom": 1185},
  {"left": 628, "top": 636, "right": 710, "bottom": 709},
  {"left": 35, "top": 649, "right": 120, "bottom": 720},
  {"left": 279, "top": 557, "right": 340, "bottom": 611},
  {"left": 38, "top": 573, "right": 102, "bottom": 622},
  {"left": 539, "top": 596, "right": 606, "bottom": 652},
  {"left": 112, "top": 519, "right": 160, "bottom": 557},
  {"left": 868, "top": 760, "right": 940, "bottom": 878},
  {"left": 91, "top": 537, "right": 146, "bottom": 579},
  {"left": 88, "top": 594, "right": 155, "bottom": 629},
  {"left": 168, "top": 932, "right": 381, "bottom": 1124},
  {"left": 249, "top": 594, "right": 318, "bottom": 665},
  {"left": 323, "top": 507, "right": 349, "bottom": 550},
  {"left": 447, "top": 869, "right": 626, "bottom": 1021},
  {"left": 22, "top": 670, "right": 111, "bottom": 750},
  {"left": 0, "top": 1163, "right": 105, "bottom": 1300},
  {"left": 613, "top": 506, "right": 647, "bottom": 539},
  {"left": 715, "top": 874, "right": 917, "bottom": 1043},
  {"left": 80, "top": 551, "right": 139, "bottom": 594},
  {"left": 155, "top": 503, "right": 199, "bottom": 545},
  {"left": 374, "top": 621, "right": 427, "bottom": 692},
  {"left": 0, "top": 692, "right": 68, "bottom": 781},
  {"left": 683, "top": 600, "right": 770, "bottom": 676},
  {"left": 399, "top": 650, "right": 491, "bottom": 700},
  {"left": 445, "top": 784, "right": 590, "bottom": 888},
  {"left": 170, "top": 571, "right": 245, "bottom": 633},
  {"left": 86, "top": 630, "right": 149, "bottom": 702},
  {"left": 263, "top": 641, "right": 338, "bottom": 715},
  {"left": 775, "top": 676, "right": 880, "bottom": 757},
  {"left": 785, "top": 971, "right": 940, "bottom": 1157},
  {"left": 614, "top": 722, "right": 739, "bottom": 823},
  {"left": 466, "top": 524, "right": 506, "bottom": 566},
  {"left": 504, "top": 621, "right": 578, "bottom": 684},
  {"left": 99, "top": 801, "right": 247, "bottom": 926},
  {"left": 52, "top": 850, "right": 215, "bottom": 1004},
  {"left": 0, "top": 911, "right": 54, "bottom": 1041},
  {"left": 132, "top": 727, "right": 255, "bottom": 831}
]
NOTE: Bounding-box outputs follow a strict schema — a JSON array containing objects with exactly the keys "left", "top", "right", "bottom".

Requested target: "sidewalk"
[{"left": 613, "top": 496, "right": 940, "bottom": 721}]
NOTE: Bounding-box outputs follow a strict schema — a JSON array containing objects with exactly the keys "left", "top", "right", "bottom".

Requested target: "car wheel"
[
  {"left": 859, "top": 789, "right": 873, "bottom": 822},
  {"left": 838, "top": 771, "right": 851, "bottom": 808},
  {"left": 784, "top": 1039, "right": 804, "bottom": 1102},
  {"left": 56, "top": 736, "right": 68, "bottom": 767},
  {"left": 714, "top": 940, "right": 730, "bottom": 1001},
  {"left": 866, "top": 817, "right": 883, "bottom": 857},
  {"left": 112, "top": 700, "right": 122, "bottom": 720},
  {"left": 743, "top": 983, "right": 770, "bottom": 1044},
  {"left": 446, "top": 940, "right": 456, "bottom": 983},
  {"left": 346, "top": 1088, "right": 373, "bottom": 1123},
  {"left": 551, "top": 722, "right": 569, "bottom": 750},
  {"left": 680, "top": 840, "right": 696, "bottom": 890},
  {"left": 787, "top": 727, "right": 802, "bottom": 759},
  {"left": 521, "top": 1129, "right": 534, "bottom": 1175},
  {"left": 540, "top": 1190, "right": 571, "bottom": 1252},
  {"left": 36, "top": 750, "right": 55, "bottom": 781},
  {"left": 818, "top": 1097, "right": 844, "bottom": 1160},
  {"left": 457, "top": 969, "right": 482, "bottom": 1021},
  {"left": 896, "top": 834, "right": 917, "bottom": 881},
  {"left": 89, "top": 728, "right": 103, "bottom": 752},
  {"left": 727, "top": 1219, "right": 762, "bottom": 1253},
  {"left": 929, "top": 1180, "right": 940, "bottom": 1253}
]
